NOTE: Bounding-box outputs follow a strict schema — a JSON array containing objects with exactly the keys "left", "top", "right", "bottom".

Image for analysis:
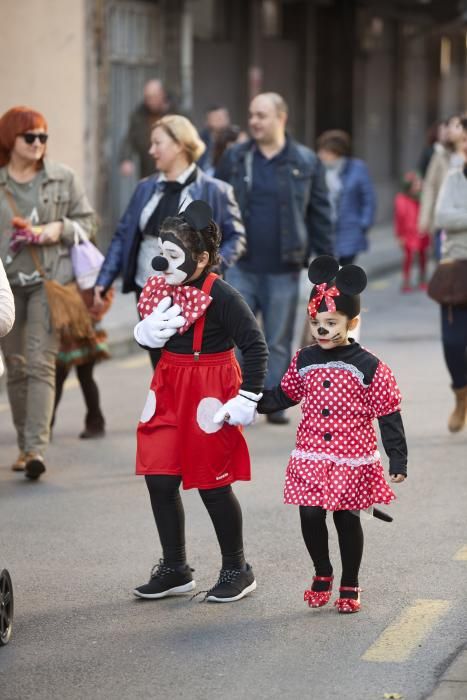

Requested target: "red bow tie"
[
  {"left": 308, "top": 283, "right": 340, "bottom": 318},
  {"left": 137, "top": 275, "right": 213, "bottom": 334}
]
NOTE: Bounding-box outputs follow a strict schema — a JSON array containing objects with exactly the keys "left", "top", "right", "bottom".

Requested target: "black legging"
[
  {"left": 145, "top": 475, "right": 246, "bottom": 570},
  {"left": 53, "top": 360, "right": 104, "bottom": 430},
  {"left": 299, "top": 506, "right": 364, "bottom": 587}
]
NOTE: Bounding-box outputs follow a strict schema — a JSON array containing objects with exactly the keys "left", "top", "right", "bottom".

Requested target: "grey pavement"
[
  {"left": 425, "top": 646, "right": 467, "bottom": 699},
  {"left": 1, "top": 267, "right": 466, "bottom": 699}
]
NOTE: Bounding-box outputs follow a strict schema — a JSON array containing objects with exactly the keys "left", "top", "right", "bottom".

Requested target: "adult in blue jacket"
[
  {"left": 216, "top": 93, "right": 333, "bottom": 425},
  {"left": 317, "top": 130, "right": 376, "bottom": 265},
  {"left": 95, "top": 116, "right": 246, "bottom": 361}
]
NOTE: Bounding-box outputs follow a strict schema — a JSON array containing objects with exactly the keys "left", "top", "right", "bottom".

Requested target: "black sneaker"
[
  {"left": 133, "top": 560, "right": 195, "bottom": 599},
  {"left": 24, "top": 454, "right": 46, "bottom": 480},
  {"left": 205, "top": 564, "right": 256, "bottom": 603}
]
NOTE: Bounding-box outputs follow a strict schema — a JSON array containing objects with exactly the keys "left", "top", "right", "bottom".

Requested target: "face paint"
[
  {"left": 309, "top": 311, "right": 351, "bottom": 350},
  {"left": 155, "top": 233, "right": 198, "bottom": 285}
]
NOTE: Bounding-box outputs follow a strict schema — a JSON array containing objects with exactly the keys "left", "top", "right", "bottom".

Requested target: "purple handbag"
[{"left": 70, "top": 222, "right": 105, "bottom": 290}]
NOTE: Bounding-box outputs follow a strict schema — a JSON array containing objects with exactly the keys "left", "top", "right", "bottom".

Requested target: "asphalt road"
[{"left": 1, "top": 271, "right": 466, "bottom": 700}]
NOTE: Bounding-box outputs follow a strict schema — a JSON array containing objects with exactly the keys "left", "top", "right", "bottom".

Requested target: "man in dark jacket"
[
  {"left": 119, "top": 79, "right": 171, "bottom": 179},
  {"left": 216, "top": 92, "right": 333, "bottom": 424}
]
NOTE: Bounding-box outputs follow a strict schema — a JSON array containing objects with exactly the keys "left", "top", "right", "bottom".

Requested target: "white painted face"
[
  {"left": 156, "top": 235, "right": 197, "bottom": 285},
  {"left": 309, "top": 311, "right": 356, "bottom": 350}
]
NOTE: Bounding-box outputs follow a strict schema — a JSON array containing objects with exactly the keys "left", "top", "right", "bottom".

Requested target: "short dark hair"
[
  {"left": 317, "top": 130, "right": 351, "bottom": 157},
  {"left": 159, "top": 216, "right": 221, "bottom": 270},
  {"left": 206, "top": 105, "right": 228, "bottom": 114}
]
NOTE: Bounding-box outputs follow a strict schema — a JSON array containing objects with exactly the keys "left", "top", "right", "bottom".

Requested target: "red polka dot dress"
[{"left": 263, "top": 342, "right": 402, "bottom": 511}]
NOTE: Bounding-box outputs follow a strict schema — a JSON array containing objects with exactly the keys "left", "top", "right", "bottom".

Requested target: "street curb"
[
  {"left": 107, "top": 258, "right": 402, "bottom": 360},
  {"left": 0, "top": 254, "right": 401, "bottom": 395},
  {"left": 424, "top": 645, "right": 467, "bottom": 699}
]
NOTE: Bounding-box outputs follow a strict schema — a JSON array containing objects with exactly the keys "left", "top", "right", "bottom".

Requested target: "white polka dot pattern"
[
  {"left": 140, "top": 390, "right": 156, "bottom": 423},
  {"left": 137, "top": 275, "right": 213, "bottom": 334},
  {"left": 196, "top": 397, "right": 224, "bottom": 434},
  {"left": 280, "top": 352, "right": 401, "bottom": 509}
]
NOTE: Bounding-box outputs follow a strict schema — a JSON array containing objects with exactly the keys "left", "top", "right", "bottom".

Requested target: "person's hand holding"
[
  {"left": 390, "top": 473, "right": 406, "bottom": 483},
  {"left": 134, "top": 297, "right": 185, "bottom": 348},
  {"left": 120, "top": 160, "right": 135, "bottom": 177},
  {"left": 37, "top": 221, "right": 63, "bottom": 245},
  {"left": 213, "top": 390, "right": 263, "bottom": 426},
  {"left": 93, "top": 285, "right": 106, "bottom": 309}
]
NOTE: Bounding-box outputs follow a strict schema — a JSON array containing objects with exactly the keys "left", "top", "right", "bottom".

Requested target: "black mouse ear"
[
  {"left": 308, "top": 255, "right": 339, "bottom": 285},
  {"left": 335, "top": 264, "right": 367, "bottom": 295},
  {"left": 181, "top": 200, "right": 213, "bottom": 231}
]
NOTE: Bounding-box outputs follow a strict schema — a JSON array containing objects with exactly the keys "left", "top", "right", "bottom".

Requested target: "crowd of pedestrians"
[
  {"left": 1, "top": 78, "right": 466, "bottom": 478},
  {"left": 394, "top": 112, "right": 467, "bottom": 434},
  {"left": 1, "top": 68, "right": 466, "bottom": 622}
]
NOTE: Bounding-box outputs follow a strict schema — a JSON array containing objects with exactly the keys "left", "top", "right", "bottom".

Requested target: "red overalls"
[{"left": 135, "top": 273, "right": 251, "bottom": 490}]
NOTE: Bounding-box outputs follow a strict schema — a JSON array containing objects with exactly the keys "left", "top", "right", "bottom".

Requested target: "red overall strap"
[{"left": 192, "top": 272, "right": 218, "bottom": 356}]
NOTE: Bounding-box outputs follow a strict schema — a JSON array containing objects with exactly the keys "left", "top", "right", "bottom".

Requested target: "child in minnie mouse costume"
[
  {"left": 132, "top": 200, "right": 268, "bottom": 602},
  {"left": 257, "top": 256, "right": 408, "bottom": 613}
]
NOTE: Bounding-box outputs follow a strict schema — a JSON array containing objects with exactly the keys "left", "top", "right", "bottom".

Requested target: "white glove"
[
  {"left": 134, "top": 297, "right": 185, "bottom": 348},
  {"left": 213, "top": 390, "right": 263, "bottom": 426}
]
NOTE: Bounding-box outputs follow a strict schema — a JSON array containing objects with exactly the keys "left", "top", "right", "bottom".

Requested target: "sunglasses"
[{"left": 21, "top": 133, "right": 48, "bottom": 145}]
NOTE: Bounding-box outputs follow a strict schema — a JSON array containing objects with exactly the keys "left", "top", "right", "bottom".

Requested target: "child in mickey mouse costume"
[
  {"left": 132, "top": 200, "right": 268, "bottom": 603},
  {"left": 257, "top": 256, "right": 408, "bottom": 613}
]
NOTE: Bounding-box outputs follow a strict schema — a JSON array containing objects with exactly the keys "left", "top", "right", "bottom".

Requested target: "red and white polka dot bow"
[
  {"left": 137, "top": 275, "right": 213, "bottom": 334},
  {"left": 307, "top": 282, "right": 340, "bottom": 318}
]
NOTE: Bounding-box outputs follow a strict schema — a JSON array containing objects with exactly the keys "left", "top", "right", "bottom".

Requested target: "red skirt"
[{"left": 136, "top": 349, "right": 251, "bottom": 489}]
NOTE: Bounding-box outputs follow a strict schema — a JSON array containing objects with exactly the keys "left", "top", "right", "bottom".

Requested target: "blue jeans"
[
  {"left": 441, "top": 305, "right": 467, "bottom": 388},
  {"left": 225, "top": 266, "right": 300, "bottom": 388}
]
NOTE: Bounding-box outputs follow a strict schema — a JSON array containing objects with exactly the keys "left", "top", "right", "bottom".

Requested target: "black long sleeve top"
[{"left": 138, "top": 271, "right": 268, "bottom": 394}]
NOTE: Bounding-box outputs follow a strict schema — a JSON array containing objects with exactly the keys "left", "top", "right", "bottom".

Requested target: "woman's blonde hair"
[{"left": 153, "top": 114, "right": 206, "bottom": 164}]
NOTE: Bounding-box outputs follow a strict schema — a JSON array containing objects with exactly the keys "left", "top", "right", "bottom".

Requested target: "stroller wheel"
[{"left": 0, "top": 569, "right": 13, "bottom": 646}]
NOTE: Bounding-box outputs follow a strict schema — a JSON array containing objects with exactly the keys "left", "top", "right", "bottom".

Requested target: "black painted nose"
[
  {"left": 152, "top": 256, "right": 169, "bottom": 272},
  {"left": 317, "top": 326, "right": 329, "bottom": 336}
]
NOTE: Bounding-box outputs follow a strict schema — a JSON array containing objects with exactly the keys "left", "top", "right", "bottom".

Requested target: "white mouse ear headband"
[{"left": 307, "top": 255, "right": 367, "bottom": 319}]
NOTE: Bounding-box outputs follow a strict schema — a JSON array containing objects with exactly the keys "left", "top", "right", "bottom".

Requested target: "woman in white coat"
[{"left": 0, "top": 257, "right": 15, "bottom": 374}]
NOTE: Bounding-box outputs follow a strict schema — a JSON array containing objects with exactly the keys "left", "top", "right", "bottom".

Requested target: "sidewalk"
[
  {"left": 104, "top": 222, "right": 401, "bottom": 358},
  {"left": 425, "top": 646, "right": 467, "bottom": 699},
  {"left": 0, "top": 223, "right": 401, "bottom": 393}
]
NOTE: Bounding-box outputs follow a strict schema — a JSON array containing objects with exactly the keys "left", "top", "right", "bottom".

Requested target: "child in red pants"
[{"left": 394, "top": 171, "right": 431, "bottom": 292}]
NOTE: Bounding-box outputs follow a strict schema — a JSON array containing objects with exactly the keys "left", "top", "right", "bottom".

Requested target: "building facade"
[{"left": 1, "top": 0, "right": 466, "bottom": 241}]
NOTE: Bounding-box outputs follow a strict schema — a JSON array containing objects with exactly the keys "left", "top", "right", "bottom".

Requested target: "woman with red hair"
[{"left": 0, "top": 106, "right": 96, "bottom": 480}]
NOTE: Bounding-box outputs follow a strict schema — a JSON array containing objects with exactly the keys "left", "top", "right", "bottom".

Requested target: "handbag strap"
[
  {"left": 1, "top": 183, "right": 46, "bottom": 279},
  {"left": 2, "top": 184, "right": 20, "bottom": 217}
]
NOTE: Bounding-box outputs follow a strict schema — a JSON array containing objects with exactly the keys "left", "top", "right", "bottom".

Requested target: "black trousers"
[
  {"left": 299, "top": 506, "right": 364, "bottom": 588},
  {"left": 145, "top": 475, "right": 246, "bottom": 570},
  {"left": 441, "top": 305, "right": 467, "bottom": 389},
  {"left": 53, "top": 360, "right": 104, "bottom": 430}
]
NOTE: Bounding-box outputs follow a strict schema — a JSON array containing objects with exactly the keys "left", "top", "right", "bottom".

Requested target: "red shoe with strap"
[
  {"left": 334, "top": 586, "right": 362, "bottom": 614},
  {"left": 304, "top": 575, "right": 334, "bottom": 608}
]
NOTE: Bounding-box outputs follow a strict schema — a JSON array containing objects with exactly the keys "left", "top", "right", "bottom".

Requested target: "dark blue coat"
[
  {"left": 96, "top": 168, "right": 246, "bottom": 293},
  {"left": 334, "top": 158, "right": 376, "bottom": 258},
  {"left": 215, "top": 137, "right": 333, "bottom": 266}
]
